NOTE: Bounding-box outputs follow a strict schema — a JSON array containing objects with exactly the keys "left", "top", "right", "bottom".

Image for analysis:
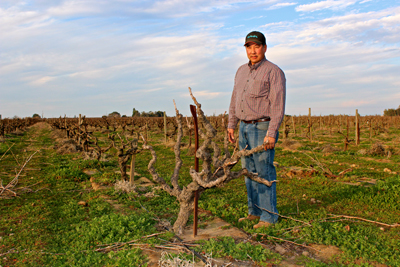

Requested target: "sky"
[{"left": 1, "top": 0, "right": 400, "bottom": 118}]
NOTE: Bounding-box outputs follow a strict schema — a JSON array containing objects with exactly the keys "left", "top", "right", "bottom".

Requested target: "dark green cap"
[{"left": 244, "top": 31, "right": 266, "bottom": 46}]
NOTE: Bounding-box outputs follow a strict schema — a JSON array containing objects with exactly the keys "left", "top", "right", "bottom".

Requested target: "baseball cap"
[{"left": 244, "top": 31, "right": 266, "bottom": 46}]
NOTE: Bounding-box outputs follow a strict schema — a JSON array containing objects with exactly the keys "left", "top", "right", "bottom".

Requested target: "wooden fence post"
[
  {"left": 130, "top": 154, "right": 136, "bottom": 185},
  {"left": 369, "top": 118, "right": 373, "bottom": 140},
  {"left": 190, "top": 105, "right": 199, "bottom": 237},
  {"left": 308, "top": 108, "right": 312, "bottom": 141},
  {"left": 0, "top": 115, "right": 3, "bottom": 140},
  {"left": 346, "top": 115, "right": 350, "bottom": 151},
  {"left": 355, "top": 109, "right": 360, "bottom": 145},
  {"left": 319, "top": 114, "right": 322, "bottom": 130},
  {"left": 130, "top": 132, "right": 138, "bottom": 185},
  {"left": 146, "top": 122, "right": 148, "bottom": 141},
  {"left": 292, "top": 116, "right": 296, "bottom": 135},
  {"left": 164, "top": 111, "right": 167, "bottom": 144},
  {"left": 78, "top": 114, "right": 82, "bottom": 145}
]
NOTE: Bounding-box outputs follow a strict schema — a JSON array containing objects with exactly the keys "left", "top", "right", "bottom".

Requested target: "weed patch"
[{"left": 194, "top": 236, "right": 282, "bottom": 264}]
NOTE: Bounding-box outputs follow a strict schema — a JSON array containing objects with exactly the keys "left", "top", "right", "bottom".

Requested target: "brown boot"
[
  {"left": 238, "top": 214, "right": 260, "bottom": 223},
  {"left": 253, "top": 221, "right": 272, "bottom": 229}
]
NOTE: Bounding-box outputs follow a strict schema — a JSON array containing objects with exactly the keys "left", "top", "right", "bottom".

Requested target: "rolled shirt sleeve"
[{"left": 266, "top": 67, "right": 286, "bottom": 139}]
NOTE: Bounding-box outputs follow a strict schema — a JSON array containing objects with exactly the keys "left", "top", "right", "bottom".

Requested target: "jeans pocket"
[{"left": 255, "top": 121, "right": 269, "bottom": 131}]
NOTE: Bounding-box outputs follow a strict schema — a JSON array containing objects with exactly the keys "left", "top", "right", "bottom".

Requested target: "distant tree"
[
  {"left": 132, "top": 108, "right": 140, "bottom": 117},
  {"left": 155, "top": 111, "right": 164, "bottom": 117},
  {"left": 32, "top": 113, "right": 41, "bottom": 118},
  {"left": 384, "top": 105, "right": 400, "bottom": 116},
  {"left": 108, "top": 111, "right": 121, "bottom": 118},
  {"left": 140, "top": 110, "right": 164, "bottom": 117},
  {"left": 132, "top": 110, "right": 164, "bottom": 117}
]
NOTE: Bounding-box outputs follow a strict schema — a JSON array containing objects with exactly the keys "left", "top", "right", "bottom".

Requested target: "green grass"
[
  {"left": 194, "top": 236, "right": 282, "bottom": 265},
  {"left": 1, "top": 121, "right": 400, "bottom": 266}
]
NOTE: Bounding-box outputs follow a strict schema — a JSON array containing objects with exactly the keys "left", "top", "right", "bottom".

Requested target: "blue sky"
[{"left": 1, "top": 0, "right": 399, "bottom": 118}]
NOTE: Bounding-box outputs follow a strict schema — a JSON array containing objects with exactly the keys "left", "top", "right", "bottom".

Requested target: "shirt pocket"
[{"left": 249, "top": 80, "right": 270, "bottom": 98}]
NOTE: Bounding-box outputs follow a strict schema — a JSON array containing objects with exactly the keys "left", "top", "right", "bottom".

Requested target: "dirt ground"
[{"left": 140, "top": 213, "right": 342, "bottom": 267}]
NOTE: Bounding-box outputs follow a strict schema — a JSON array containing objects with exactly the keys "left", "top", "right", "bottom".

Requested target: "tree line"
[
  {"left": 131, "top": 108, "right": 164, "bottom": 117},
  {"left": 383, "top": 106, "right": 400, "bottom": 116}
]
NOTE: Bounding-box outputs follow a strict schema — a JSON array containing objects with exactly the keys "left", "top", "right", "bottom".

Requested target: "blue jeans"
[{"left": 239, "top": 121, "right": 279, "bottom": 223}]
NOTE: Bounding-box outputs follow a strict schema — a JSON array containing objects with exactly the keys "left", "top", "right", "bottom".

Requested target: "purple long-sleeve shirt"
[{"left": 228, "top": 58, "right": 286, "bottom": 139}]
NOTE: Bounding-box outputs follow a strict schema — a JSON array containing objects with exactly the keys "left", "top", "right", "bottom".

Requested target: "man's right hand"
[{"left": 228, "top": 128, "right": 235, "bottom": 143}]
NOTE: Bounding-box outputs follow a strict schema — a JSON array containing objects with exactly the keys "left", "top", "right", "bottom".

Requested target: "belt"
[{"left": 242, "top": 117, "right": 270, "bottom": 124}]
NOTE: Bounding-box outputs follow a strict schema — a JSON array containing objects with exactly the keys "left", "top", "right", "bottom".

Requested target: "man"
[{"left": 228, "top": 31, "right": 286, "bottom": 229}]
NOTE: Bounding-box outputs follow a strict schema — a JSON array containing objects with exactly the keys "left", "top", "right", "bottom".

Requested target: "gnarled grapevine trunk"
[
  {"left": 173, "top": 198, "right": 194, "bottom": 234},
  {"left": 142, "top": 90, "right": 276, "bottom": 234}
]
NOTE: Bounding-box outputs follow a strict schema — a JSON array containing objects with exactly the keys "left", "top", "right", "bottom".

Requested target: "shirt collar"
[{"left": 248, "top": 58, "right": 266, "bottom": 71}]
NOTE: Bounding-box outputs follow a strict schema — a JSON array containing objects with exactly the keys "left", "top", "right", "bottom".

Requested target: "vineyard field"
[{"left": 0, "top": 113, "right": 399, "bottom": 266}]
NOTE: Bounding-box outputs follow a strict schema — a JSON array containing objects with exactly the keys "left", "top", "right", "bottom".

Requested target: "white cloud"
[
  {"left": 44, "top": 0, "right": 267, "bottom": 19},
  {"left": 340, "top": 100, "right": 372, "bottom": 107},
  {"left": 268, "top": 2, "right": 297, "bottom": 10},
  {"left": 0, "top": 6, "right": 53, "bottom": 34},
  {"left": 261, "top": 21, "right": 292, "bottom": 30},
  {"left": 296, "top": 0, "right": 358, "bottom": 12},
  {"left": 47, "top": 0, "right": 103, "bottom": 16},
  {"left": 183, "top": 90, "right": 228, "bottom": 98},
  {"left": 146, "top": 0, "right": 261, "bottom": 14},
  {"left": 265, "top": 7, "right": 400, "bottom": 46},
  {"left": 30, "top": 76, "right": 56, "bottom": 86}
]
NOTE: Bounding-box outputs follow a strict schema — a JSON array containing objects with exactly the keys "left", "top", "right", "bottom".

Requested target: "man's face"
[{"left": 245, "top": 42, "right": 267, "bottom": 65}]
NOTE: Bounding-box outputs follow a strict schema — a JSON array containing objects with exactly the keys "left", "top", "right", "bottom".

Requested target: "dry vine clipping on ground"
[{"left": 0, "top": 148, "right": 40, "bottom": 199}]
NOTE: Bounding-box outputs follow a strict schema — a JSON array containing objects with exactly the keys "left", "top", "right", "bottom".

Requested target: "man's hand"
[
  {"left": 228, "top": 128, "right": 235, "bottom": 144},
  {"left": 264, "top": 136, "right": 275, "bottom": 150}
]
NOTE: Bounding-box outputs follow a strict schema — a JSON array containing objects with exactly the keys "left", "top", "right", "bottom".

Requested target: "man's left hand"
[{"left": 264, "top": 136, "right": 275, "bottom": 150}]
